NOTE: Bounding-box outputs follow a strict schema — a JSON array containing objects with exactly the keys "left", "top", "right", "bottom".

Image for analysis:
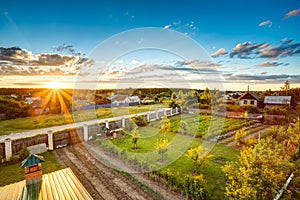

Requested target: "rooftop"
[
  {"left": 0, "top": 168, "right": 93, "bottom": 200},
  {"left": 21, "top": 154, "right": 44, "bottom": 168}
]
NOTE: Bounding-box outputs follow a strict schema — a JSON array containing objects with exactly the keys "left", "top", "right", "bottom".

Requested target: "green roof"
[{"left": 21, "top": 154, "right": 44, "bottom": 168}]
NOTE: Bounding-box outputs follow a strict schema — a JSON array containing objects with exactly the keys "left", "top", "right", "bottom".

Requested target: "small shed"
[{"left": 264, "top": 96, "right": 291, "bottom": 109}]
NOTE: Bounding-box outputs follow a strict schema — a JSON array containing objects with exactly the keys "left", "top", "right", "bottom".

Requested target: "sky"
[{"left": 0, "top": 0, "right": 300, "bottom": 91}]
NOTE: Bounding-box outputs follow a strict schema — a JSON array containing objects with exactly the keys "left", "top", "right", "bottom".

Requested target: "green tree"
[
  {"left": 222, "top": 137, "right": 288, "bottom": 199},
  {"left": 131, "top": 126, "right": 139, "bottom": 149},
  {"left": 160, "top": 115, "right": 171, "bottom": 138},
  {"left": 186, "top": 145, "right": 213, "bottom": 173},
  {"left": 178, "top": 90, "right": 184, "bottom": 102},
  {"left": 234, "top": 128, "right": 247, "bottom": 146},
  {"left": 200, "top": 88, "right": 211, "bottom": 105},
  {"left": 157, "top": 138, "right": 169, "bottom": 162},
  {"left": 19, "top": 146, "right": 30, "bottom": 161}
]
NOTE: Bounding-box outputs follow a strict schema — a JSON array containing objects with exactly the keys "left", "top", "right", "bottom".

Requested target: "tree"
[
  {"left": 171, "top": 92, "right": 177, "bottom": 100},
  {"left": 131, "top": 126, "right": 139, "bottom": 149},
  {"left": 200, "top": 88, "right": 211, "bottom": 105},
  {"left": 186, "top": 145, "right": 213, "bottom": 173},
  {"left": 178, "top": 90, "right": 184, "bottom": 102},
  {"left": 281, "top": 80, "right": 290, "bottom": 95},
  {"left": 179, "top": 120, "right": 187, "bottom": 134},
  {"left": 19, "top": 146, "right": 30, "bottom": 161},
  {"left": 160, "top": 115, "right": 171, "bottom": 138},
  {"left": 222, "top": 137, "right": 289, "bottom": 199},
  {"left": 157, "top": 138, "right": 169, "bottom": 162},
  {"left": 234, "top": 128, "right": 247, "bottom": 146},
  {"left": 168, "top": 99, "right": 180, "bottom": 109}
]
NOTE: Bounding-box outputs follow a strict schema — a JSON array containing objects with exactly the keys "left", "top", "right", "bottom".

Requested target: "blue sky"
[{"left": 0, "top": 0, "right": 300, "bottom": 90}]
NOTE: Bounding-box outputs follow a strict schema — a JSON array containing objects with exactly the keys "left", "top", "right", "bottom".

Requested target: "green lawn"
[
  {"left": 97, "top": 124, "right": 239, "bottom": 199},
  {"left": 0, "top": 104, "right": 166, "bottom": 136},
  {"left": 0, "top": 151, "right": 61, "bottom": 186}
]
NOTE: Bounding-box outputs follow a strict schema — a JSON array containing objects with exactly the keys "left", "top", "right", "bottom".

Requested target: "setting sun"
[{"left": 47, "top": 81, "right": 62, "bottom": 89}]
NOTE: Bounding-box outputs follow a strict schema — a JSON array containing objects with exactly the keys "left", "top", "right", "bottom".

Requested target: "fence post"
[
  {"left": 83, "top": 124, "right": 89, "bottom": 141},
  {"left": 47, "top": 130, "right": 54, "bottom": 150},
  {"left": 175, "top": 107, "right": 178, "bottom": 114},
  {"left": 147, "top": 112, "right": 150, "bottom": 121},
  {"left": 170, "top": 108, "right": 173, "bottom": 116},
  {"left": 4, "top": 138, "right": 12, "bottom": 161},
  {"left": 122, "top": 117, "right": 126, "bottom": 128},
  {"left": 105, "top": 120, "right": 109, "bottom": 129}
]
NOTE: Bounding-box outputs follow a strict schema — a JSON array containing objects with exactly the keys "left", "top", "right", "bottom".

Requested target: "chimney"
[
  {"left": 21, "top": 154, "right": 44, "bottom": 185},
  {"left": 247, "top": 85, "right": 249, "bottom": 93}
]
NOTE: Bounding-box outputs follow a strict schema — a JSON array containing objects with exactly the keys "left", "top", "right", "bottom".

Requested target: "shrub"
[
  {"left": 19, "top": 146, "right": 30, "bottom": 161},
  {"left": 237, "top": 105, "right": 262, "bottom": 114},
  {"left": 9, "top": 155, "right": 19, "bottom": 164},
  {"left": 132, "top": 116, "right": 148, "bottom": 127}
]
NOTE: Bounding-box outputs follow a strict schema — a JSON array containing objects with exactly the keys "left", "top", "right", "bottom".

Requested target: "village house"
[
  {"left": 264, "top": 96, "right": 291, "bottom": 109},
  {"left": 25, "top": 96, "right": 49, "bottom": 115},
  {"left": 238, "top": 88, "right": 261, "bottom": 107},
  {"left": 110, "top": 95, "right": 140, "bottom": 106}
]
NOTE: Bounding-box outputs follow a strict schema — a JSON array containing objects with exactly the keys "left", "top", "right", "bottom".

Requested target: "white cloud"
[
  {"left": 284, "top": 8, "right": 300, "bottom": 19},
  {"left": 211, "top": 48, "right": 228, "bottom": 57},
  {"left": 258, "top": 20, "right": 272, "bottom": 27},
  {"left": 163, "top": 24, "right": 172, "bottom": 29},
  {"left": 131, "top": 59, "right": 141, "bottom": 65}
]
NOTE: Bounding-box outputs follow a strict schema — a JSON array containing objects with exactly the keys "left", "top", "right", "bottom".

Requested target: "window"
[
  {"left": 250, "top": 100, "right": 255, "bottom": 105},
  {"left": 243, "top": 100, "right": 247, "bottom": 104}
]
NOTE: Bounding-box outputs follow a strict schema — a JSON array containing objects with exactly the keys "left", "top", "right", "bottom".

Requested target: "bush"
[
  {"left": 19, "top": 146, "right": 30, "bottom": 161},
  {"left": 9, "top": 155, "right": 19, "bottom": 164},
  {"left": 237, "top": 105, "right": 262, "bottom": 114},
  {"left": 199, "top": 104, "right": 210, "bottom": 109},
  {"left": 265, "top": 106, "right": 287, "bottom": 115},
  {"left": 132, "top": 116, "right": 148, "bottom": 127}
]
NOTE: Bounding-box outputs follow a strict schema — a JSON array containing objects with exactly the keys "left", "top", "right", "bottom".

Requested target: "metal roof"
[
  {"left": 21, "top": 154, "right": 44, "bottom": 168},
  {"left": 239, "top": 92, "right": 260, "bottom": 101},
  {"left": 264, "top": 96, "right": 291, "bottom": 105},
  {"left": 0, "top": 168, "right": 93, "bottom": 200}
]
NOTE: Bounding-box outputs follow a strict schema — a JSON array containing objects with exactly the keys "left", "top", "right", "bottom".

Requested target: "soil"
[
  {"left": 54, "top": 144, "right": 152, "bottom": 200},
  {"left": 54, "top": 143, "right": 185, "bottom": 200}
]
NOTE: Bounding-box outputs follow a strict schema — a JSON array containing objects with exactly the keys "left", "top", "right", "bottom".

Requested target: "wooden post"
[
  {"left": 4, "top": 138, "right": 12, "bottom": 161},
  {"left": 83, "top": 124, "right": 88, "bottom": 141},
  {"left": 47, "top": 130, "right": 54, "bottom": 150},
  {"left": 147, "top": 112, "right": 150, "bottom": 121},
  {"left": 105, "top": 120, "right": 109, "bottom": 129},
  {"left": 122, "top": 117, "right": 126, "bottom": 128}
]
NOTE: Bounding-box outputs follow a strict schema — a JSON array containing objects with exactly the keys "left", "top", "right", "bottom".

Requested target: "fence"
[{"left": 1, "top": 107, "right": 182, "bottom": 162}]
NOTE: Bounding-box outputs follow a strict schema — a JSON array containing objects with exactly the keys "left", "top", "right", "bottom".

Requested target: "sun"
[{"left": 47, "top": 81, "right": 62, "bottom": 89}]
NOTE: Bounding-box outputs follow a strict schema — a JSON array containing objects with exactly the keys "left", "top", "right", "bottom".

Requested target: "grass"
[
  {"left": 0, "top": 104, "right": 166, "bottom": 136},
  {"left": 97, "top": 123, "right": 239, "bottom": 199},
  {"left": 0, "top": 151, "right": 61, "bottom": 186}
]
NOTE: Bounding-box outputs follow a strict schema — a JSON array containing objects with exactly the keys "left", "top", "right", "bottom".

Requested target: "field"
[
  {"left": 94, "top": 114, "right": 246, "bottom": 199},
  {"left": 0, "top": 104, "right": 165, "bottom": 136},
  {"left": 0, "top": 151, "right": 61, "bottom": 186}
]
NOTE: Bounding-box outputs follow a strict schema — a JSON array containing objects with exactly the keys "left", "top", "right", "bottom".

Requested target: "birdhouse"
[{"left": 21, "top": 154, "right": 44, "bottom": 185}]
